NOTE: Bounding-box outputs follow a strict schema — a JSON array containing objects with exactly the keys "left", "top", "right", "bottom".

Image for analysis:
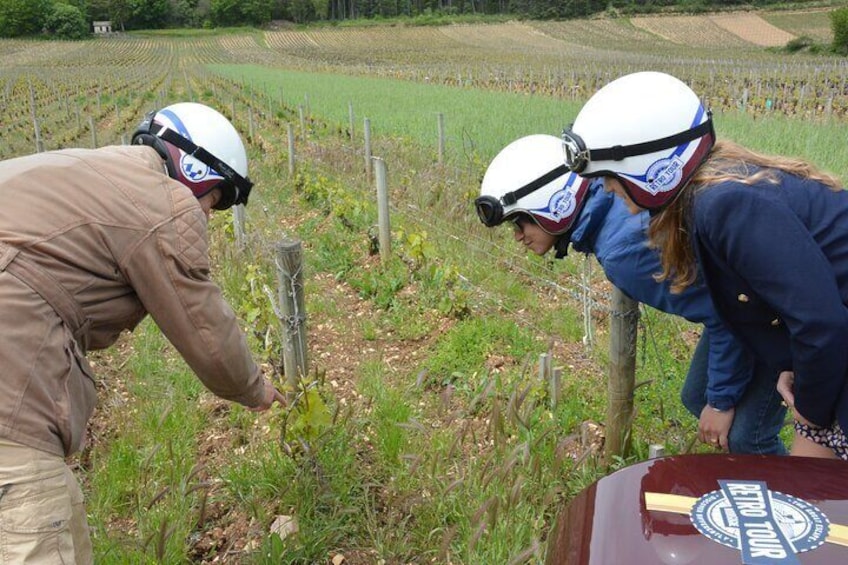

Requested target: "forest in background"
[{"left": 0, "top": 0, "right": 844, "bottom": 36}]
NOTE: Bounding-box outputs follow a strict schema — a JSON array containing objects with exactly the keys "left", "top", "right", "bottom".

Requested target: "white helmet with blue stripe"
[
  {"left": 561, "top": 71, "right": 714, "bottom": 211},
  {"left": 132, "top": 102, "right": 251, "bottom": 210},
  {"left": 475, "top": 134, "right": 590, "bottom": 235}
]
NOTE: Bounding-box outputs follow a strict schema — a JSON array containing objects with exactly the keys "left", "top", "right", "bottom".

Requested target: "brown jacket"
[{"left": 0, "top": 145, "right": 265, "bottom": 456}]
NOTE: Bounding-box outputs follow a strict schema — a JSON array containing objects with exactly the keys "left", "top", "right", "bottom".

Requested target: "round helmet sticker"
[
  {"left": 548, "top": 188, "right": 576, "bottom": 221},
  {"left": 180, "top": 153, "right": 213, "bottom": 183},
  {"left": 645, "top": 156, "right": 684, "bottom": 195}
]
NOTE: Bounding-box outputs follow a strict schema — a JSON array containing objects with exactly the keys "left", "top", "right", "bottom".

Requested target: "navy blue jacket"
[
  {"left": 570, "top": 180, "right": 752, "bottom": 410},
  {"left": 692, "top": 171, "right": 848, "bottom": 430}
]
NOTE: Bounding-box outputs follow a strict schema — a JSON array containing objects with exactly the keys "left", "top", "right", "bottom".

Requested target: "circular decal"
[
  {"left": 180, "top": 153, "right": 211, "bottom": 183},
  {"left": 548, "top": 189, "right": 576, "bottom": 221},
  {"left": 691, "top": 488, "right": 829, "bottom": 556},
  {"left": 645, "top": 156, "right": 684, "bottom": 195}
]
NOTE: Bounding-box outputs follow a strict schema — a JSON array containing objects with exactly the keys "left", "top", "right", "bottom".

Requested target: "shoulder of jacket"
[
  {"left": 81, "top": 145, "right": 163, "bottom": 169},
  {"left": 93, "top": 146, "right": 202, "bottom": 216}
]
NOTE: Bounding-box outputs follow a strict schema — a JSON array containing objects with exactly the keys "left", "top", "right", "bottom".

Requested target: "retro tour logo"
[
  {"left": 644, "top": 479, "right": 848, "bottom": 564},
  {"left": 644, "top": 156, "right": 684, "bottom": 195},
  {"left": 691, "top": 480, "right": 828, "bottom": 564},
  {"left": 548, "top": 188, "right": 576, "bottom": 221}
]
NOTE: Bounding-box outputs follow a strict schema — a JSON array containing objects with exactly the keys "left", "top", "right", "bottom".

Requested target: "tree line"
[{"left": 0, "top": 0, "right": 845, "bottom": 54}]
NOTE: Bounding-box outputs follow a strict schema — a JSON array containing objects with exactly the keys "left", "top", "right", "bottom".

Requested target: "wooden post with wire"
[
  {"left": 275, "top": 239, "right": 307, "bottom": 391},
  {"left": 364, "top": 118, "right": 372, "bottom": 179},
  {"left": 605, "top": 285, "right": 638, "bottom": 462},
  {"left": 348, "top": 101, "right": 355, "bottom": 142},
  {"left": 28, "top": 80, "right": 43, "bottom": 153},
  {"left": 232, "top": 204, "right": 246, "bottom": 250},
  {"left": 298, "top": 105, "right": 306, "bottom": 139},
  {"left": 89, "top": 116, "right": 98, "bottom": 148},
  {"left": 287, "top": 123, "right": 295, "bottom": 176},
  {"left": 373, "top": 157, "right": 391, "bottom": 263},
  {"left": 550, "top": 367, "right": 562, "bottom": 411}
]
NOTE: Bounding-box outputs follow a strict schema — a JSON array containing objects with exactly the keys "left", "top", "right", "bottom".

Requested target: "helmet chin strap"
[
  {"left": 501, "top": 164, "right": 569, "bottom": 206},
  {"left": 553, "top": 233, "right": 572, "bottom": 259}
]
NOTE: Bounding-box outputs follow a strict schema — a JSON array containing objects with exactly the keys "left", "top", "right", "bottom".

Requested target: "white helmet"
[
  {"left": 475, "top": 134, "right": 590, "bottom": 235},
  {"left": 561, "top": 71, "right": 714, "bottom": 211},
  {"left": 132, "top": 102, "right": 252, "bottom": 210}
]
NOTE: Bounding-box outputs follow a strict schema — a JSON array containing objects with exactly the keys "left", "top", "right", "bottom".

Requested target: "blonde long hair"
[{"left": 648, "top": 140, "right": 843, "bottom": 293}]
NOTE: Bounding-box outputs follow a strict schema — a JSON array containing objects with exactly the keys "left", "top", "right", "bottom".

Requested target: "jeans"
[{"left": 681, "top": 332, "right": 788, "bottom": 455}]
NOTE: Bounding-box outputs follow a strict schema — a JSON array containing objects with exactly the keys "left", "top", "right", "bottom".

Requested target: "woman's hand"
[
  {"left": 777, "top": 371, "right": 813, "bottom": 426},
  {"left": 698, "top": 406, "right": 735, "bottom": 451}
]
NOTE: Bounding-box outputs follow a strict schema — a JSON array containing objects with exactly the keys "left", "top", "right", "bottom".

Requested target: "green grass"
[
  {"left": 422, "top": 316, "right": 539, "bottom": 390},
  {"left": 212, "top": 64, "right": 583, "bottom": 165},
  {"left": 716, "top": 109, "right": 848, "bottom": 181},
  {"left": 214, "top": 64, "right": 848, "bottom": 182},
  {"left": 86, "top": 321, "right": 212, "bottom": 563}
]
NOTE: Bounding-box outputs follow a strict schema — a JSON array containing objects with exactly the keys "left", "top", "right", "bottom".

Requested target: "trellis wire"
[{"left": 394, "top": 201, "right": 612, "bottom": 313}]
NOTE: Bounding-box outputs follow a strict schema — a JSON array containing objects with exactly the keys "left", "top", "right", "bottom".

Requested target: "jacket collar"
[{"left": 568, "top": 178, "right": 614, "bottom": 255}]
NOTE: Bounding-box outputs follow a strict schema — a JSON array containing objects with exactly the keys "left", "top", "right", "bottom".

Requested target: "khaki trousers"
[{"left": 0, "top": 439, "right": 92, "bottom": 564}]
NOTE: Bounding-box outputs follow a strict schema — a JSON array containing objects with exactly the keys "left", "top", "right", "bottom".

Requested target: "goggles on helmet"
[
  {"left": 136, "top": 110, "right": 253, "bottom": 208},
  {"left": 561, "top": 133, "right": 590, "bottom": 175},
  {"left": 561, "top": 113, "right": 714, "bottom": 175},
  {"left": 474, "top": 195, "right": 505, "bottom": 227},
  {"left": 474, "top": 164, "right": 569, "bottom": 227}
]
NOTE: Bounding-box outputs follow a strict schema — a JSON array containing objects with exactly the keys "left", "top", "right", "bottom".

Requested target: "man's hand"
[
  {"left": 698, "top": 405, "right": 735, "bottom": 451},
  {"left": 247, "top": 377, "right": 286, "bottom": 412}
]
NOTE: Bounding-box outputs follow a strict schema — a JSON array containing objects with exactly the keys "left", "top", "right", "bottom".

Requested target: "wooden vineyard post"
[
  {"left": 348, "top": 101, "right": 355, "bottom": 142},
  {"left": 89, "top": 116, "right": 98, "bottom": 148},
  {"left": 275, "top": 239, "right": 308, "bottom": 391},
  {"left": 605, "top": 286, "right": 639, "bottom": 462},
  {"left": 232, "top": 204, "right": 246, "bottom": 250},
  {"left": 373, "top": 157, "right": 391, "bottom": 263},
  {"left": 298, "top": 105, "right": 306, "bottom": 139},
  {"left": 287, "top": 123, "right": 296, "bottom": 176},
  {"left": 364, "top": 118, "right": 372, "bottom": 179},
  {"left": 28, "top": 81, "right": 43, "bottom": 153}
]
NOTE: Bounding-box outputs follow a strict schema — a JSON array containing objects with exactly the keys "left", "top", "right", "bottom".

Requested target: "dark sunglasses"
[{"left": 510, "top": 213, "right": 531, "bottom": 229}]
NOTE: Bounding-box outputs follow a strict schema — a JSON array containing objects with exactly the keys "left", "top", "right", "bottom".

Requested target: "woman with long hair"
[{"left": 561, "top": 71, "right": 848, "bottom": 460}]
